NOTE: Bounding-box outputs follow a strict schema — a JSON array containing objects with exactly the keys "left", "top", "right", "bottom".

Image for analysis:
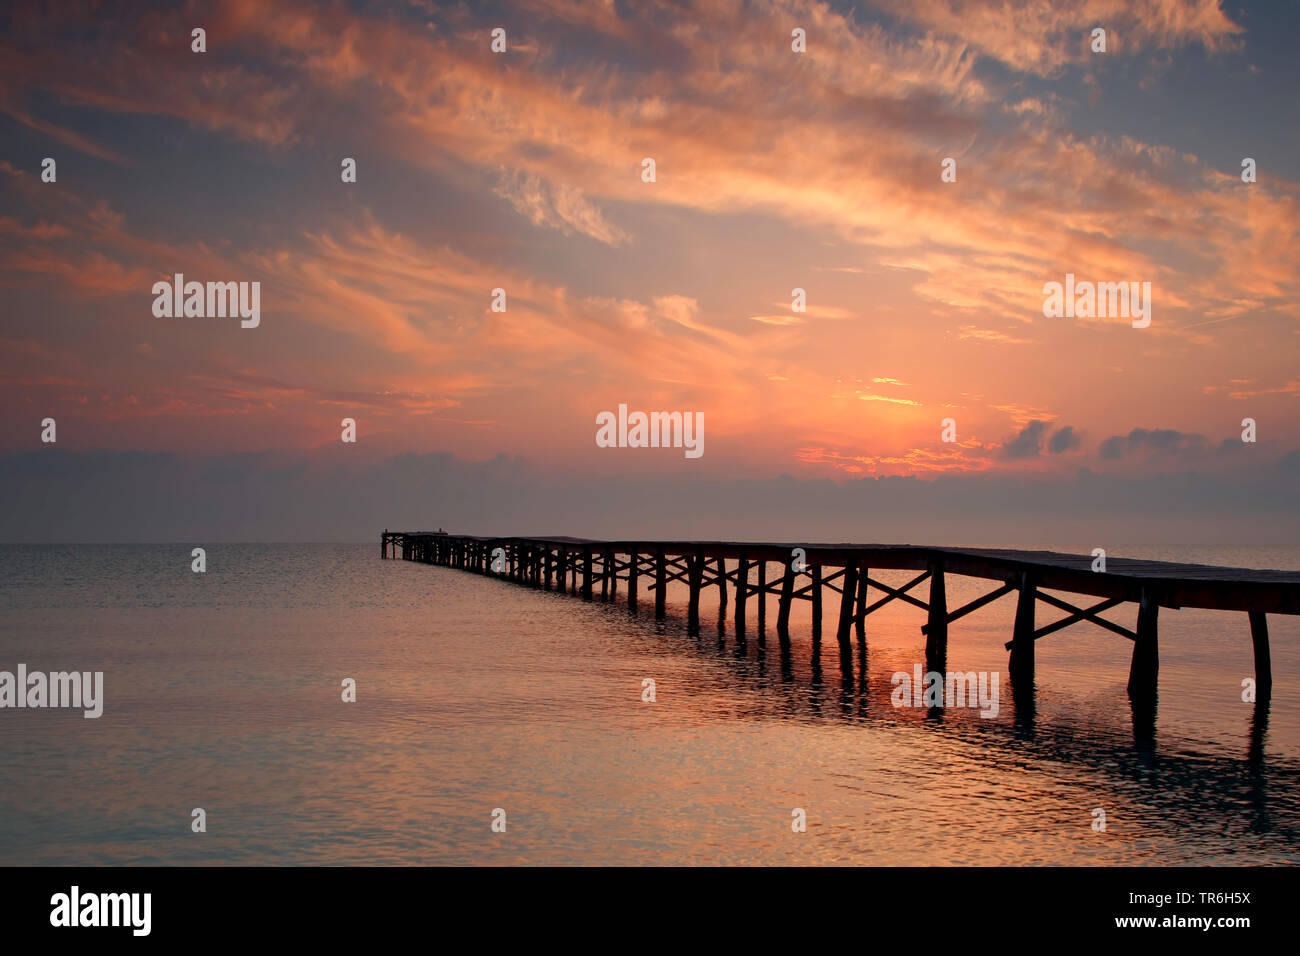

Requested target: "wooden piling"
[
  {"left": 655, "top": 548, "right": 667, "bottom": 619},
  {"left": 811, "top": 565, "right": 822, "bottom": 644},
  {"left": 836, "top": 564, "right": 857, "bottom": 654},
  {"left": 582, "top": 550, "right": 594, "bottom": 601},
  {"left": 1249, "top": 611, "right": 1272, "bottom": 696},
  {"left": 777, "top": 562, "right": 794, "bottom": 651},
  {"left": 1009, "top": 572, "right": 1035, "bottom": 686},
  {"left": 716, "top": 556, "right": 728, "bottom": 629},
  {"left": 687, "top": 548, "right": 703, "bottom": 635},
  {"left": 1127, "top": 588, "right": 1159, "bottom": 701},
  {"left": 854, "top": 567, "right": 868, "bottom": 645},
  {"left": 735, "top": 555, "right": 749, "bottom": 632},
  {"left": 925, "top": 562, "right": 947, "bottom": 672},
  {"left": 757, "top": 561, "right": 766, "bottom": 633},
  {"left": 628, "top": 551, "right": 638, "bottom": 612}
]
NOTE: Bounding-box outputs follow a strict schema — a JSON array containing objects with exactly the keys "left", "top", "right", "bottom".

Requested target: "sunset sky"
[{"left": 1, "top": 0, "right": 1297, "bottom": 543}]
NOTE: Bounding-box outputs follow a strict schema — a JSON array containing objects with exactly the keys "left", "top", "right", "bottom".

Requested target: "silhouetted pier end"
[{"left": 382, "top": 532, "right": 1298, "bottom": 712}]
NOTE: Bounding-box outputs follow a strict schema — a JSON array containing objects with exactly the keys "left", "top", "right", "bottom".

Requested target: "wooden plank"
[
  {"left": 1035, "top": 591, "right": 1136, "bottom": 642},
  {"left": 1031, "top": 596, "right": 1129, "bottom": 641},
  {"left": 922, "top": 581, "right": 1015, "bottom": 634},
  {"left": 861, "top": 570, "right": 932, "bottom": 617}
]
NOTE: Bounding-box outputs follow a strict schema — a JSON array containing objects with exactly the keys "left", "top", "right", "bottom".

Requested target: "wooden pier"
[{"left": 381, "top": 531, "right": 1299, "bottom": 704}]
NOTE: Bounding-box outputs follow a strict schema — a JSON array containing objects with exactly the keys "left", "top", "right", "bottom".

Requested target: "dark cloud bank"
[{"left": 3, "top": 449, "right": 1298, "bottom": 547}]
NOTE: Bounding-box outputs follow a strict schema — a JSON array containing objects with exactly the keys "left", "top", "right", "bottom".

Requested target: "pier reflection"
[{"left": 603, "top": 598, "right": 1295, "bottom": 845}]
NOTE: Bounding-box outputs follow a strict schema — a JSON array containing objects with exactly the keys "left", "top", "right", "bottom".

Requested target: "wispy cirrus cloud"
[
  {"left": 493, "top": 170, "right": 630, "bottom": 246},
  {"left": 0, "top": 0, "right": 1295, "bottom": 489},
  {"left": 872, "top": 0, "right": 1244, "bottom": 74}
]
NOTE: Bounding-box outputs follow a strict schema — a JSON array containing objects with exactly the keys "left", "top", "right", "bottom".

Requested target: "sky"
[{"left": 0, "top": 0, "right": 1297, "bottom": 545}]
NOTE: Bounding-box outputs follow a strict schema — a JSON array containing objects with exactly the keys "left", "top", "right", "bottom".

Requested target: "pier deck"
[{"left": 381, "top": 531, "right": 1300, "bottom": 704}]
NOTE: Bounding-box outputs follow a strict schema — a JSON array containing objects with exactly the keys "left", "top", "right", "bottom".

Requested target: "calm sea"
[{"left": 0, "top": 543, "right": 1297, "bottom": 865}]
